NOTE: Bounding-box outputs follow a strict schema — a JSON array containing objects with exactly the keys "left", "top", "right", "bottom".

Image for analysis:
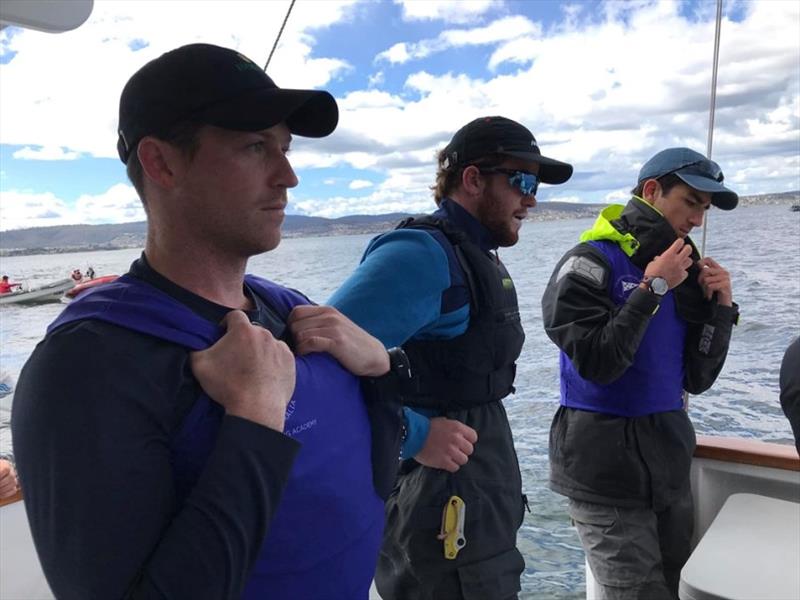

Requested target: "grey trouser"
[{"left": 568, "top": 491, "right": 693, "bottom": 600}]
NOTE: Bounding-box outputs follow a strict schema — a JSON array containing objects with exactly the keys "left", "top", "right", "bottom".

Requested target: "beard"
[{"left": 476, "top": 184, "right": 519, "bottom": 247}]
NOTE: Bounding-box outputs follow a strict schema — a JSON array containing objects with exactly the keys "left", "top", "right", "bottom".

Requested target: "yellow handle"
[{"left": 440, "top": 495, "right": 466, "bottom": 560}]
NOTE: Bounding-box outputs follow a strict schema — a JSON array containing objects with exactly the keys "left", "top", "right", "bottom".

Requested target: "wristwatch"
[
  {"left": 387, "top": 347, "right": 413, "bottom": 382},
  {"left": 643, "top": 276, "right": 669, "bottom": 297}
]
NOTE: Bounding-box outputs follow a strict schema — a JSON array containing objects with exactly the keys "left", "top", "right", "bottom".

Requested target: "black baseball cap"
[
  {"left": 638, "top": 147, "right": 738, "bottom": 210},
  {"left": 442, "top": 116, "right": 573, "bottom": 184},
  {"left": 117, "top": 43, "right": 339, "bottom": 163}
]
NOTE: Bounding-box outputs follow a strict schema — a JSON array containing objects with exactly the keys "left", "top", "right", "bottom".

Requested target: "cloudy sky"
[{"left": 1, "top": 0, "right": 798, "bottom": 231}]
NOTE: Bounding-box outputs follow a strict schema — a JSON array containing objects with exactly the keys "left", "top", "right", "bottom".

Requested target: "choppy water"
[{"left": 1, "top": 203, "right": 798, "bottom": 599}]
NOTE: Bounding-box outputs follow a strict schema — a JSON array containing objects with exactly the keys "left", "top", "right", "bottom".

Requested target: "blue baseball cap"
[{"left": 638, "top": 147, "right": 738, "bottom": 210}]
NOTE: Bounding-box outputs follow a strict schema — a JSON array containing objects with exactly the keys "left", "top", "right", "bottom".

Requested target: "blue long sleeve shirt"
[{"left": 329, "top": 198, "right": 498, "bottom": 456}]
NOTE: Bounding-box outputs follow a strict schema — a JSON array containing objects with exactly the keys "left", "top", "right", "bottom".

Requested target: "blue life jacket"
[
  {"left": 49, "top": 274, "right": 384, "bottom": 599},
  {"left": 559, "top": 240, "right": 686, "bottom": 417}
]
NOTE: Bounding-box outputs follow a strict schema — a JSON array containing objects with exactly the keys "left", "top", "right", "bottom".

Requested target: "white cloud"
[
  {"left": 294, "top": 165, "right": 436, "bottom": 217},
  {"left": 12, "top": 146, "right": 80, "bottom": 160},
  {"left": 348, "top": 179, "right": 374, "bottom": 190},
  {"left": 546, "top": 195, "right": 583, "bottom": 204},
  {"left": 377, "top": 42, "right": 411, "bottom": 65},
  {"left": 368, "top": 70, "right": 385, "bottom": 88},
  {"left": 285, "top": 0, "right": 800, "bottom": 209},
  {"left": 394, "top": 0, "right": 501, "bottom": 25},
  {"left": 340, "top": 90, "right": 406, "bottom": 110},
  {"left": 1, "top": 0, "right": 798, "bottom": 227},
  {"left": 0, "top": 190, "right": 73, "bottom": 230},
  {"left": 0, "top": 0, "right": 360, "bottom": 159},
  {"left": 443, "top": 16, "right": 539, "bottom": 49},
  {"left": 603, "top": 189, "right": 633, "bottom": 204},
  {"left": 376, "top": 16, "right": 539, "bottom": 65},
  {"left": 75, "top": 183, "right": 145, "bottom": 224},
  {"left": 0, "top": 184, "right": 144, "bottom": 230}
]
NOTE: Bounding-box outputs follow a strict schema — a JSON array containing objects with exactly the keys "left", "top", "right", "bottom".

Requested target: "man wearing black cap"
[
  {"left": 330, "top": 116, "right": 573, "bottom": 598},
  {"left": 542, "top": 148, "right": 740, "bottom": 599},
  {"left": 13, "top": 43, "right": 397, "bottom": 600}
]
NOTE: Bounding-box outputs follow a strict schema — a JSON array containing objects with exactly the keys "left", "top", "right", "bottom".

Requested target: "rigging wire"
[
  {"left": 686, "top": 0, "right": 724, "bottom": 412},
  {"left": 700, "top": 0, "right": 723, "bottom": 257},
  {"left": 264, "top": 0, "right": 296, "bottom": 71}
]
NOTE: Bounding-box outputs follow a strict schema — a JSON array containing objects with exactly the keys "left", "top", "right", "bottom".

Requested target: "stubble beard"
[{"left": 477, "top": 188, "right": 519, "bottom": 247}]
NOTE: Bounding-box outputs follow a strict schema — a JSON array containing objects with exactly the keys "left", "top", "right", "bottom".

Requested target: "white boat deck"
[
  {"left": 680, "top": 493, "right": 800, "bottom": 600},
  {"left": 0, "top": 493, "right": 53, "bottom": 599}
]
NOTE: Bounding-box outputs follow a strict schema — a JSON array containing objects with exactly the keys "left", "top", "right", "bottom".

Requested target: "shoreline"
[{"left": 1, "top": 196, "right": 797, "bottom": 258}]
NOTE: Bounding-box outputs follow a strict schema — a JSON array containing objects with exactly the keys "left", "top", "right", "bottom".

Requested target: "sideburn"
[{"left": 477, "top": 179, "right": 517, "bottom": 247}]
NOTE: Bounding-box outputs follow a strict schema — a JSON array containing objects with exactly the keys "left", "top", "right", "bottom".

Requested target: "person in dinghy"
[{"left": 0, "top": 275, "right": 22, "bottom": 294}]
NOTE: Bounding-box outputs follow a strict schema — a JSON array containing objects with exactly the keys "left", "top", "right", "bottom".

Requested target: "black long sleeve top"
[{"left": 11, "top": 257, "right": 301, "bottom": 599}]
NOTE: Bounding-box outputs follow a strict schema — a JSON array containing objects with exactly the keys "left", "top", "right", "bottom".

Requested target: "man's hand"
[
  {"left": 288, "top": 305, "right": 390, "bottom": 377},
  {"left": 414, "top": 417, "right": 478, "bottom": 473},
  {"left": 0, "top": 459, "right": 19, "bottom": 499},
  {"left": 190, "top": 311, "right": 295, "bottom": 431},
  {"left": 697, "top": 257, "right": 733, "bottom": 306},
  {"left": 643, "top": 238, "right": 694, "bottom": 289}
]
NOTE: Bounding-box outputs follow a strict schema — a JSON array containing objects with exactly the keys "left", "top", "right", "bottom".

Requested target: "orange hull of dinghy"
[{"left": 64, "top": 275, "right": 119, "bottom": 299}]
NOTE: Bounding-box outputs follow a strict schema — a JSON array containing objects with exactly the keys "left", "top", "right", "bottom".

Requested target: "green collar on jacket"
[
  {"left": 578, "top": 196, "right": 716, "bottom": 323},
  {"left": 579, "top": 201, "right": 640, "bottom": 257},
  {"left": 579, "top": 195, "right": 690, "bottom": 266}
]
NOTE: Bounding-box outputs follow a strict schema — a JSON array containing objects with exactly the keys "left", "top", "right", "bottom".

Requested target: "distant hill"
[
  {"left": 0, "top": 213, "right": 415, "bottom": 256},
  {"left": 0, "top": 191, "right": 797, "bottom": 256}
]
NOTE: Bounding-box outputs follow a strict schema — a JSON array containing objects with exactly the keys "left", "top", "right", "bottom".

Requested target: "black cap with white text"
[{"left": 442, "top": 116, "right": 573, "bottom": 184}]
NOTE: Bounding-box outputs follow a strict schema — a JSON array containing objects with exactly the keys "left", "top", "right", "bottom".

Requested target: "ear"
[
  {"left": 137, "top": 137, "right": 185, "bottom": 191},
  {"left": 460, "top": 165, "right": 484, "bottom": 197},
  {"left": 641, "top": 178, "right": 661, "bottom": 202}
]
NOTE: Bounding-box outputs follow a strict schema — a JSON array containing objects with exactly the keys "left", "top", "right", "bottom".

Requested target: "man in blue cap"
[{"left": 542, "top": 148, "right": 740, "bottom": 599}]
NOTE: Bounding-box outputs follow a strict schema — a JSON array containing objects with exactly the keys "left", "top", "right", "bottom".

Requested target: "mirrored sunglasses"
[{"left": 479, "top": 167, "right": 541, "bottom": 197}]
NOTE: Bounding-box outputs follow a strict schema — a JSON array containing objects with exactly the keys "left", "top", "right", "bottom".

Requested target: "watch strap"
[{"left": 387, "top": 346, "right": 412, "bottom": 381}]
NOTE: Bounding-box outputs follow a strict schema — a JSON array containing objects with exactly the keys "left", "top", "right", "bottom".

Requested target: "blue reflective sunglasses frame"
[{"left": 478, "top": 167, "right": 541, "bottom": 197}]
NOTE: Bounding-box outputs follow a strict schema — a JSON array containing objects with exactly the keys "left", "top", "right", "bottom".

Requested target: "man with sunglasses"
[
  {"left": 330, "top": 116, "right": 572, "bottom": 598},
  {"left": 542, "top": 148, "right": 740, "bottom": 599}
]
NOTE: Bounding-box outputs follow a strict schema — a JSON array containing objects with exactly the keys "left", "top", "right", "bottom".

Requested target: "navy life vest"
[
  {"left": 396, "top": 216, "right": 525, "bottom": 411},
  {"left": 375, "top": 216, "right": 527, "bottom": 596},
  {"left": 49, "top": 274, "right": 384, "bottom": 599},
  {"left": 559, "top": 240, "right": 686, "bottom": 416}
]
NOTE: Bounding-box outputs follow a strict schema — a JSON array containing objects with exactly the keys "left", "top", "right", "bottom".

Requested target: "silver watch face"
[{"left": 650, "top": 276, "right": 669, "bottom": 296}]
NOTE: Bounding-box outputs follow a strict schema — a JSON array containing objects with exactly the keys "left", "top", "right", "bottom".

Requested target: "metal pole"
[
  {"left": 700, "top": 0, "right": 723, "bottom": 258},
  {"left": 687, "top": 0, "right": 723, "bottom": 412},
  {"left": 264, "top": 0, "right": 296, "bottom": 71}
]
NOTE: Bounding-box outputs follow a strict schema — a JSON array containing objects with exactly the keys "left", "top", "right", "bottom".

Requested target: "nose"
[
  {"left": 523, "top": 194, "right": 537, "bottom": 209},
  {"left": 285, "top": 164, "right": 299, "bottom": 189},
  {"left": 688, "top": 210, "right": 705, "bottom": 228},
  {"left": 272, "top": 153, "right": 299, "bottom": 189}
]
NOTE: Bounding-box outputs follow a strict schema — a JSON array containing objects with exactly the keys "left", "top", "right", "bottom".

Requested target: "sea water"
[{"left": 1, "top": 203, "right": 798, "bottom": 599}]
